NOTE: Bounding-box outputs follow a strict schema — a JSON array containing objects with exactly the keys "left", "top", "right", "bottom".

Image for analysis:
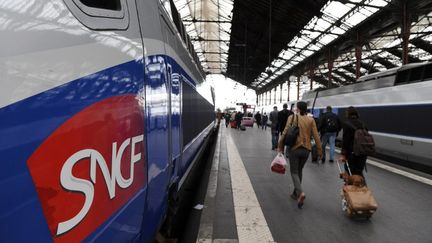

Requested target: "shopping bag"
[{"left": 271, "top": 153, "right": 287, "bottom": 174}]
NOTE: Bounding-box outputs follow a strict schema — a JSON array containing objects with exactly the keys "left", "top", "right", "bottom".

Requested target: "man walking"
[
  {"left": 254, "top": 112, "right": 262, "bottom": 128},
  {"left": 278, "top": 104, "right": 293, "bottom": 135},
  {"left": 262, "top": 113, "right": 268, "bottom": 130},
  {"left": 269, "top": 106, "right": 279, "bottom": 150},
  {"left": 318, "top": 106, "right": 341, "bottom": 163},
  {"left": 235, "top": 111, "right": 243, "bottom": 130}
]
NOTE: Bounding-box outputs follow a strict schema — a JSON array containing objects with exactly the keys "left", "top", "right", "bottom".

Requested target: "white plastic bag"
[{"left": 271, "top": 152, "right": 287, "bottom": 174}]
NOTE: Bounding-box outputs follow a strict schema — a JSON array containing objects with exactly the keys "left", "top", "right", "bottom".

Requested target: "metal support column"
[
  {"left": 287, "top": 80, "right": 290, "bottom": 102},
  {"left": 402, "top": 2, "right": 411, "bottom": 65},
  {"left": 274, "top": 87, "right": 277, "bottom": 104},
  {"left": 309, "top": 64, "right": 314, "bottom": 90},
  {"left": 279, "top": 84, "right": 283, "bottom": 103},
  {"left": 297, "top": 76, "right": 300, "bottom": 101},
  {"left": 355, "top": 32, "right": 362, "bottom": 79},
  {"left": 327, "top": 49, "right": 333, "bottom": 87}
]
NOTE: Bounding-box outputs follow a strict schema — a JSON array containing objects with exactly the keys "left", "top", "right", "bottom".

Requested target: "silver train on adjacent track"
[
  {"left": 259, "top": 62, "right": 432, "bottom": 173},
  {"left": 302, "top": 62, "right": 432, "bottom": 173}
]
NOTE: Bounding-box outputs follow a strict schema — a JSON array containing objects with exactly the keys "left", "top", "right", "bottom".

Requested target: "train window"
[
  {"left": 422, "top": 64, "right": 432, "bottom": 80},
  {"left": 81, "top": 0, "right": 121, "bottom": 10},
  {"left": 395, "top": 70, "right": 410, "bottom": 85},
  {"left": 408, "top": 66, "right": 424, "bottom": 83},
  {"left": 182, "top": 80, "right": 214, "bottom": 146},
  {"left": 63, "top": 0, "right": 128, "bottom": 30}
]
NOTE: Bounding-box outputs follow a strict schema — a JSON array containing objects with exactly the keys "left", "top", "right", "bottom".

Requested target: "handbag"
[{"left": 284, "top": 114, "right": 299, "bottom": 147}]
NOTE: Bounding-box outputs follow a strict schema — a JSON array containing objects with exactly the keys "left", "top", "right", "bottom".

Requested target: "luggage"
[
  {"left": 271, "top": 153, "right": 287, "bottom": 174},
  {"left": 230, "top": 121, "right": 237, "bottom": 128},
  {"left": 240, "top": 124, "right": 246, "bottom": 131},
  {"left": 337, "top": 161, "right": 378, "bottom": 219},
  {"left": 311, "top": 143, "right": 318, "bottom": 162}
]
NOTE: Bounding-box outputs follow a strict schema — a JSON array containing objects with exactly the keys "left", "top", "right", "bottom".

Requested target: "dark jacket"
[
  {"left": 235, "top": 112, "right": 243, "bottom": 122},
  {"left": 254, "top": 113, "right": 261, "bottom": 122},
  {"left": 278, "top": 109, "right": 293, "bottom": 134},
  {"left": 341, "top": 117, "right": 366, "bottom": 156},
  {"left": 269, "top": 110, "right": 279, "bottom": 129},
  {"left": 318, "top": 111, "right": 341, "bottom": 133},
  {"left": 224, "top": 113, "right": 231, "bottom": 121},
  {"left": 262, "top": 114, "right": 268, "bottom": 124}
]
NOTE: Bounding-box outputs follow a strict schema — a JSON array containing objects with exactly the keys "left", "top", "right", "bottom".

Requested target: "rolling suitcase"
[
  {"left": 230, "top": 120, "right": 237, "bottom": 128},
  {"left": 311, "top": 144, "right": 318, "bottom": 162},
  {"left": 240, "top": 124, "right": 246, "bottom": 131},
  {"left": 337, "top": 161, "right": 378, "bottom": 219}
]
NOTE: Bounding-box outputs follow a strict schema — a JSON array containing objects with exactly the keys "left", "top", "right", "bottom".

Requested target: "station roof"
[{"left": 173, "top": 0, "right": 432, "bottom": 93}]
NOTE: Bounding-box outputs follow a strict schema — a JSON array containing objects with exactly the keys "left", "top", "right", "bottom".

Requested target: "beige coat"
[{"left": 278, "top": 114, "right": 323, "bottom": 157}]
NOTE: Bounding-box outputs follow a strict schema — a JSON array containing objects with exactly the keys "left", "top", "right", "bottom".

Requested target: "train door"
[
  {"left": 158, "top": 2, "right": 182, "bottom": 190},
  {"left": 135, "top": 0, "right": 172, "bottom": 241}
]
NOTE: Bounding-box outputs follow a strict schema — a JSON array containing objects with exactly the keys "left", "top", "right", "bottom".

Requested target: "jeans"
[
  {"left": 271, "top": 129, "right": 279, "bottom": 149},
  {"left": 289, "top": 147, "right": 310, "bottom": 195},
  {"left": 321, "top": 132, "right": 336, "bottom": 161}
]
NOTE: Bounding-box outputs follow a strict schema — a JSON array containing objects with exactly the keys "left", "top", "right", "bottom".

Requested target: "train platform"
[{"left": 195, "top": 124, "right": 432, "bottom": 243}]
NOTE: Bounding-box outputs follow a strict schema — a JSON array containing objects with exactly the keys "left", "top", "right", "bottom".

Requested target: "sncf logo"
[
  {"left": 58, "top": 134, "right": 143, "bottom": 235},
  {"left": 27, "top": 96, "right": 146, "bottom": 242}
]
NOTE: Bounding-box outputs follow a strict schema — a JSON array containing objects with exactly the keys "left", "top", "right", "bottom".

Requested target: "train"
[
  {"left": 0, "top": 0, "right": 216, "bottom": 242},
  {"left": 302, "top": 62, "right": 432, "bottom": 173},
  {"left": 259, "top": 62, "right": 432, "bottom": 173}
]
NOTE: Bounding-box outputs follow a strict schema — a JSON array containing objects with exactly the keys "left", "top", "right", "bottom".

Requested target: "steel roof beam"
[
  {"left": 370, "top": 56, "right": 398, "bottom": 69},
  {"left": 411, "top": 38, "right": 432, "bottom": 54},
  {"left": 360, "top": 62, "right": 381, "bottom": 74},
  {"left": 340, "top": 65, "right": 357, "bottom": 75},
  {"left": 386, "top": 48, "right": 422, "bottom": 63},
  {"left": 333, "top": 70, "right": 356, "bottom": 83}
]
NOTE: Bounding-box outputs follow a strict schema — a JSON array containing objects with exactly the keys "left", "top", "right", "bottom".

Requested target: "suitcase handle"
[{"left": 337, "top": 160, "right": 352, "bottom": 176}]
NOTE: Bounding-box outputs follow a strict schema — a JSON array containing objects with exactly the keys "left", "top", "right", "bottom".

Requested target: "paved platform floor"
[{"left": 197, "top": 124, "right": 432, "bottom": 243}]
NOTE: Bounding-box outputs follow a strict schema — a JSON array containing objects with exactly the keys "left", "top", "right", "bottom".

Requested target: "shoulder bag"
[{"left": 284, "top": 114, "right": 299, "bottom": 147}]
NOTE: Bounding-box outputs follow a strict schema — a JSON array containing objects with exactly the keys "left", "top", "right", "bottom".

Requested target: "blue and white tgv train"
[
  {"left": 0, "top": 0, "right": 215, "bottom": 242},
  {"left": 303, "top": 62, "right": 432, "bottom": 173}
]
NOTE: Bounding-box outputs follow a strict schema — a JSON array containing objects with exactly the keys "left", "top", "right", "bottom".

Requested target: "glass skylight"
[
  {"left": 173, "top": 0, "right": 233, "bottom": 74},
  {"left": 252, "top": 0, "right": 392, "bottom": 88}
]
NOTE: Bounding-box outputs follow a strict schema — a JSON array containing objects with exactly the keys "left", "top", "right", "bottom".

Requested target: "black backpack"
[
  {"left": 325, "top": 114, "right": 338, "bottom": 132},
  {"left": 349, "top": 122, "right": 375, "bottom": 156}
]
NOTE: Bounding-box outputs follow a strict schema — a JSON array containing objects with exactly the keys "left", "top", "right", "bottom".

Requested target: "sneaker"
[
  {"left": 297, "top": 193, "right": 306, "bottom": 209},
  {"left": 329, "top": 160, "right": 334, "bottom": 163},
  {"left": 321, "top": 159, "right": 325, "bottom": 163}
]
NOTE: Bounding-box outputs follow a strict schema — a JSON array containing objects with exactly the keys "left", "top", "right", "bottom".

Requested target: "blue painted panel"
[
  {"left": 0, "top": 59, "right": 147, "bottom": 242},
  {"left": 0, "top": 53, "right": 211, "bottom": 243},
  {"left": 140, "top": 55, "right": 171, "bottom": 242}
]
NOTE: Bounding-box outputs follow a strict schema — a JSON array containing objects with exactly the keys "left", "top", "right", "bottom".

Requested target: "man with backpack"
[
  {"left": 318, "top": 106, "right": 341, "bottom": 163},
  {"left": 339, "top": 106, "right": 375, "bottom": 178},
  {"left": 278, "top": 104, "right": 293, "bottom": 135}
]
